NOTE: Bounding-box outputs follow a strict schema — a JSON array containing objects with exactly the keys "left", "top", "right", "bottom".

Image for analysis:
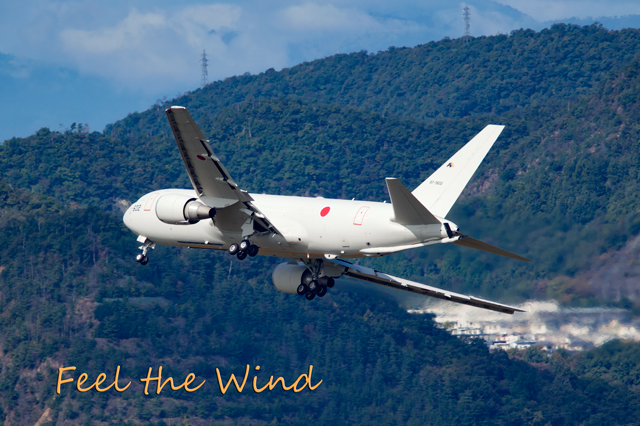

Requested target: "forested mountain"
[
  {"left": 3, "top": 58, "right": 640, "bottom": 304},
  {"left": 1, "top": 23, "right": 640, "bottom": 424},
  {"left": 2, "top": 179, "right": 640, "bottom": 425},
  {"left": 106, "top": 23, "right": 640, "bottom": 135}
]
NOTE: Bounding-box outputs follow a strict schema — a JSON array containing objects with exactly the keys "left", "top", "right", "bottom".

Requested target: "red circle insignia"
[
  {"left": 196, "top": 155, "right": 206, "bottom": 161},
  {"left": 320, "top": 206, "right": 330, "bottom": 217}
]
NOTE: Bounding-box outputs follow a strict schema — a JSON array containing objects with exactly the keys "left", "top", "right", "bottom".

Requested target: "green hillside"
[
  {"left": 2, "top": 180, "right": 640, "bottom": 425},
  {"left": 3, "top": 59, "right": 640, "bottom": 304},
  {"left": 2, "top": 23, "right": 640, "bottom": 424}
]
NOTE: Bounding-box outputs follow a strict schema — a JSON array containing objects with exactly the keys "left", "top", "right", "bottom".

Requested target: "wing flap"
[{"left": 328, "top": 259, "right": 524, "bottom": 314}]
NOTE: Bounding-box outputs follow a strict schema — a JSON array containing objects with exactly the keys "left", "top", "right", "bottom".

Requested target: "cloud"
[
  {"left": 58, "top": 5, "right": 247, "bottom": 92},
  {"left": 0, "top": 53, "right": 33, "bottom": 80},
  {"left": 451, "top": 3, "right": 535, "bottom": 37},
  {"left": 281, "top": 3, "right": 380, "bottom": 31},
  {"left": 2, "top": 0, "right": 640, "bottom": 141},
  {"left": 6, "top": 0, "right": 620, "bottom": 96},
  {"left": 277, "top": 2, "right": 429, "bottom": 59},
  {"left": 3, "top": 1, "right": 640, "bottom": 94},
  {"left": 61, "top": 10, "right": 167, "bottom": 55},
  {"left": 493, "top": 0, "right": 640, "bottom": 22},
  {"left": 54, "top": 2, "right": 437, "bottom": 93}
]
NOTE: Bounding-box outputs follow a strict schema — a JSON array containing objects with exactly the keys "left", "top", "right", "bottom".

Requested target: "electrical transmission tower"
[
  {"left": 200, "top": 49, "right": 209, "bottom": 87},
  {"left": 463, "top": 6, "right": 471, "bottom": 43}
]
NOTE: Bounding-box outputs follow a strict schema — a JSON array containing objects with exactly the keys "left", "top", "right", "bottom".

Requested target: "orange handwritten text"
[
  {"left": 140, "top": 366, "right": 205, "bottom": 395},
  {"left": 217, "top": 365, "right": 322, "bottom": 394},
  {"left": 56, "top": 365, "right": 320, "bottom": 395},
  {"left": 56, "top": 366, "right": 130, "bottom": 394}
]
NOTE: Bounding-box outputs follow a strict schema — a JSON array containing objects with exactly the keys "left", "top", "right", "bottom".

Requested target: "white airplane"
[{"left": 123, "top": 107, "right": 530, "bottom": 314}]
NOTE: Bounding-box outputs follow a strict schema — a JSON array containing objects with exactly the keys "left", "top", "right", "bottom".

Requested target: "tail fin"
[{"left": 412, "top": 125, "right": 504, "bottom": 218}]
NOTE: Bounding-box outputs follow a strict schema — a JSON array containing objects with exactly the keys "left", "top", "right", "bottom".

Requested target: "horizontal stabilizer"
[
  {"left": 386, "top": 178, "right": 440, "bottom": 225},
  {"left": 453, "top": 236, "right": 531, "bottom": 262}
]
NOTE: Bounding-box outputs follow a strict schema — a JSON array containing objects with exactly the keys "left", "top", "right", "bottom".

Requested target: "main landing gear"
[
  {"left": 228, "top": 239, "right": 259, "bottom": 260},
  {"left": 295, "top": 260, "right": 335, "bottom": 301},
  {"left": 136, "top": 237, "right": 155, "bottom": 266}
]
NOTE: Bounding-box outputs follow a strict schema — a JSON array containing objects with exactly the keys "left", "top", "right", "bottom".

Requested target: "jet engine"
[
  {"left": 155, "top": 193, "right": 215, "bottom": 224},
  {"left": 272, "top": 263, "right": 311, "bottom": 294}
]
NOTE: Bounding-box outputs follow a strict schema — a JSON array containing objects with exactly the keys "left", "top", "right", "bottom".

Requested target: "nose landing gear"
[{"left": 135, "top": 237, "right": 155, "bottom": 266}]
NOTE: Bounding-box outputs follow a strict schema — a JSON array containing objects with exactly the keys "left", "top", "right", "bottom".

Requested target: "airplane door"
[
  {"left": 339, "top": 209, "right": 351, "bottom": 247},
  {"left": 340, "top": 231, "right": 350, "bottom": 248},
  {"left": 353, "top": 207, "right": 369, "bottom": 225},
  {"left": 144, "top": 193, "right": 159, "bottom": 211}
]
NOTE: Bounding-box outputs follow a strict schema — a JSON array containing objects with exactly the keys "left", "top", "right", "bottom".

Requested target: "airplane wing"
[
  {"left": 166, "top": 106, "right": 280, "bottom": 235},
  {"left": 166, "top": 106, "right": 250, "bottom": 207},
  {"left": 326, "top": 259, "right": 524, "bottom": 314}
]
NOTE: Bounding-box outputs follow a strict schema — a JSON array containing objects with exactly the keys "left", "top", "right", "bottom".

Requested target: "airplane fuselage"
[
  {"left": 121, "top": 107, "right": 527, "bottom": 313},
  {"left": 124, "top": 189, "right": 452, "bottom": 260}
]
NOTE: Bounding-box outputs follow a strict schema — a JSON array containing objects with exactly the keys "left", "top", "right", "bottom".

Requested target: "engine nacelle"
[
  {"left": 272, "top": 263, "right": 311, "bottom": 294},
  {"left": 155, "top": 193, "right": 215, "bottom": 225}
]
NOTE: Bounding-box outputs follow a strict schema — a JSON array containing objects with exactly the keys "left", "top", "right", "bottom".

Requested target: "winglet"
[{"left": 386, "top": 178, "right": 441, "bottom": 225}]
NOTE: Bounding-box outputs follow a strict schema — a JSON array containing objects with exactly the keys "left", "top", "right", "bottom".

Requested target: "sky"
[{"left": 1, "top": 1, "right": 640, "bottom": 142}]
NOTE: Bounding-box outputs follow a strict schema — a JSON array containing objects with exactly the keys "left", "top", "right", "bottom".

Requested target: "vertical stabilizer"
[{"left": 412, "top": 125, "right": 504, "bottom": 218}]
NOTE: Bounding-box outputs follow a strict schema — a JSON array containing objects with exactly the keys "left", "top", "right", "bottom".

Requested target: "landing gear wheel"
[
  {"left": 317, "top": 285, "right": 327, "bottom": 297},
  {"left": 297, "top": 283, "right": 308, "bottom": 295},
  {"left": 326, "top": 277, "right": 335, "bottom": 288},
  {"left": 239, "top": 240, "right": 251, "bottom": 252},
  {"left": 308, "top": 280, "right": 319, "bottom": 293},
  {"left": 305, "top": 292, "right": 316, "bottom": 301},
  {"left": 135, "top": 238, "right": 154, "bottom": 265},
  {"left": 237, "top": 251, "right": 248, "bottom": 260},
  {"left": 248, "top": 245, "right": 259, "bottom": 257},
  {"left": 228, "top": 243, "right": 239, "bottom": 255}
]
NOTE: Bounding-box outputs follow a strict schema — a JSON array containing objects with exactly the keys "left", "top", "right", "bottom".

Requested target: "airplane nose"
[{"left": 123, "top": 204, "right": 134, "bottom": 228}]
